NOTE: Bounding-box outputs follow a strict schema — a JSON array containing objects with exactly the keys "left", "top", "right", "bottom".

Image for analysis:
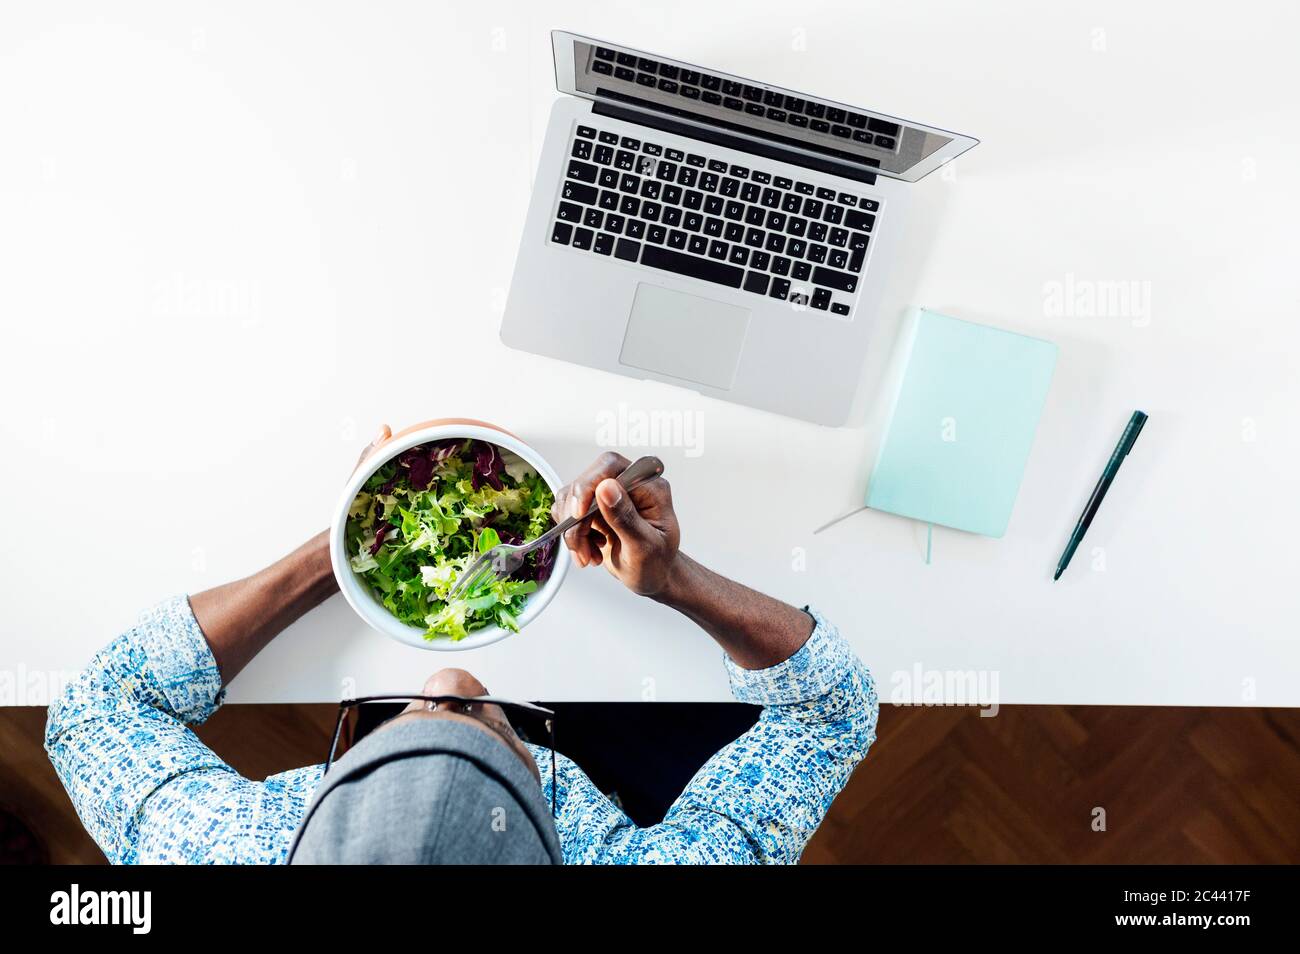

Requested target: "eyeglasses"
[{"left": 326, "top": 695, "right": 557, "bottom": 817}]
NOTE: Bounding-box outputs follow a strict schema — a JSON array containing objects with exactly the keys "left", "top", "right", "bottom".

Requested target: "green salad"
[{"left": 345, "top": 438, "right": 556, "bottom": 641}]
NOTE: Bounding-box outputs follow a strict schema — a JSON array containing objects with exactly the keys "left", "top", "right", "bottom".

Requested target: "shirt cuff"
[
  {"left": 724, "top": 606, "right": 854, "bottom": 707},
  {"left": 130, "top": 595, "right": 226, "bottom": 725}
]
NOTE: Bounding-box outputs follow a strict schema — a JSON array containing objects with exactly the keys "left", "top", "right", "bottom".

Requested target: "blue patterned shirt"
[{"left": 46, "top": 596, "right": 877, "bottom": 864}]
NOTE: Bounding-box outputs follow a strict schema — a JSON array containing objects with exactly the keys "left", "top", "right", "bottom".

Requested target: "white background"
[{"left": 2, "top": 1, "right": 1297, "bottom": 705}]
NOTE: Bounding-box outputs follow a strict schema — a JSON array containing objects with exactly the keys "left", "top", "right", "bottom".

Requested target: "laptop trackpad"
[{"left": 618, "top": 283, "right": 751, "bottom": 391}]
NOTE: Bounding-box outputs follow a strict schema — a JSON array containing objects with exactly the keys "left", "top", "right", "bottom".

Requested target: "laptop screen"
[{"left": 555, "top": 33, "right": 977, "bottom": 183}]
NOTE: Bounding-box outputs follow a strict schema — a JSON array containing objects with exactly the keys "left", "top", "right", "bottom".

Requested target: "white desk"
[{"left": 2, "top": 2, "right": 1297, "bottom": 706}]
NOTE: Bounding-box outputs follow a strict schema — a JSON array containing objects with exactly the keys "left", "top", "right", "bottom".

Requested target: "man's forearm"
[
  {"left": 189, "top": 530, "right": 337, "bottom": 684},
  {"left": 654, "top": 553, "right": 813, "bottom": 670}
]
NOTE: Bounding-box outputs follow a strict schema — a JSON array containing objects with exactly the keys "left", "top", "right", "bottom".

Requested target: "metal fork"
[{"left": 448, "top": 455, "right": 665, "bottom": 599}]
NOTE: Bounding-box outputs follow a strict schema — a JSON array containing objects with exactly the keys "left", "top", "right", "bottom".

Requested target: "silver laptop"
[{"left": 502, "top": 31, "right": 978, "bottom": 425}]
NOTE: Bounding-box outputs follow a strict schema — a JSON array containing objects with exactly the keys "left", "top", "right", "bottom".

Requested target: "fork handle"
[{"left": 536, "top": 455, "right": 664, "bottom": 549}]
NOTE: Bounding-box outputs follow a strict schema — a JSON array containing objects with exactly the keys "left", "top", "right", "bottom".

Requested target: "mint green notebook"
[{"left": 866, "top": 309, "right": 1057, "bottom": 538}]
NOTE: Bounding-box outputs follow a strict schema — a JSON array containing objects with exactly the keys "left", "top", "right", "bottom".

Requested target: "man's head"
[{"left": 289, "top": 668, "right": 560, "bottom": 865}]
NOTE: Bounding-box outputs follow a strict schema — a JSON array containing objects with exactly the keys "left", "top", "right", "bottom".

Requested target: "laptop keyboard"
[{"left": 550, "top": 124, "right": 881, "bottom": 316}]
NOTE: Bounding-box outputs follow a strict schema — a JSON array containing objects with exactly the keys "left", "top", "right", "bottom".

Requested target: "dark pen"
[{"left": 1054, "top": 410, "right": 1148, "bottom": 581}]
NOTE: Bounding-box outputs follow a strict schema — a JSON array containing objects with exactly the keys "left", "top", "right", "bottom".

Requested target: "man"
[{"left": 46, "top": 441, "right": 879, "bottom": 864}]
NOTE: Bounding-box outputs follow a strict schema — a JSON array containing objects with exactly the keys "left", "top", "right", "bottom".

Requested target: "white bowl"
[{"left": 330, "top": 418, "right": 571, "bottom": 651}]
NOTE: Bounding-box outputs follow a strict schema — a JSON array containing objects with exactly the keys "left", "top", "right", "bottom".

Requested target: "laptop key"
[
  {"left": 743, "top": 270, "right": 769, "bottom": 295},
  {"left": 551, "top": 222, "right": 572, "bottom": 245},
  {"left": 619, "top": 174, "right": 640, "bottom": 194},
  {"left": 572, "top": 140, "right": 592, "bottom": 160},
  {"left": 765, "top": 233, "right": 786, "bottom": 253},
  {"left": 830, "top": 227, "right": 849, "bottom": 247},
  {"left": 708, "top": 240, "right": 728, "bottom": 260},
  {"left": 557, "top": 201, "right": 582, "bottom": 222},
  {"left": 641, "top": 201, "right": 662, "bottom": 221},
  {"left": 641, "top": 245, "right": 744, "bottom": 288},
  {"left": 647, "top": 224, "right": 667, "bottom": 244},
  {"left": 744, "top": 228, "right": 765, "bottom": 248},
  {"left": 792, "top": 261, "right": 812, "bottom": 281},
  {"left": 583, "top": 208, "right": 603, "bottom": 229},
  {"left": 770, "top": 278, "right": 791, "bottom": 300},
  {"left": 662, "top": 207, "right": 682, "bottom": 226},
  {"left": 823, "top": 205, "right": 844, "bottom": 225},
  {"left": 640, "top": 179, "right": 661, "bottom": 199},
  {"left": 687, "top": 235, "right": 708, "bottom": 255},
  {"left": 572, "top": 227, "right": 593, "bottom": 250},
  {"left": 594, "top": 145, "right": 614, "bottom": 165},
  {"left": 745, "top": 206, "right": 766, "bottom": 226},
  {"left": 771, "top": 256, "right": 791, "bottom": 276},
  {"left": 615, "top": 238, "right": 641, "bottom": 261},
  {"left": 786, "top": 217, "right": 808, "bottom": 237},
  {"left": 598, "top": 168, "right": 619, "bottom": 188},
  {"left": 599, "top": 189, "right": 620, "bottom": 210},
  {"left": 616, "top": 151, "right": 636, "bottom": 171},
  {"left": 621, "top": 195, "right": 640, "bottom": 217},
  {"left": 831, "top": 302, "right": 851, "bottom": 316},
  {"left": 845, "top": 209, "right": 875, "bottom": 232},
  {"left": 704, "top": 217, "right": 724, "bottom": 237},
  {"left": 562, "top": 182, "right": 598, "bottom": 205},
  {"left": 668, "top": 229, "right": 687, "bottom": 248},
  {"left": 643, "top": 142, "right": 663, "bottom": 156},
  {"left": 567, "top": 160, "right": 598, "bottom": 183},
  {"left": 625, "top": 219, "right": 646, "bottom": 240},
  {"left": 761, "top": 188, "right": 781, "bottom": 208},
  {"left": 724, "top": 222, "right": 744, "bottom": 242},
  {"left": 808, "top": 244, "right": 828, "bottom": 264},
  {"left": 829, "top": 249, "right": 849, "bottom": 270},
  {"left": 604, "top": 214, "right": 625, "bottom": 234},
  {"left": 577, "top": 125, "right": 597, "bottom": 139},
  {"left": 812, "top": 288, "right": 832, "bottom": 310}
]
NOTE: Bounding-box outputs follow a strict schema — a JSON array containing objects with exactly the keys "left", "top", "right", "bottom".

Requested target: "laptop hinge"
[{"left": 593, "top": 98, "right": 878, "bottom": 186}]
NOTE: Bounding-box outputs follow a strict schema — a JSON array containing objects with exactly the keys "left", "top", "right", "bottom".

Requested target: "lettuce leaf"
[{"left": 344, "top": 439, "right": 554, "bottom": 640}]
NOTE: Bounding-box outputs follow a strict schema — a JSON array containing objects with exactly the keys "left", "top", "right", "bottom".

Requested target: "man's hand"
[
  {"left": 553, "top": 451, "right": 680, "bottom": 596},
  {"left": 191, "top": 425, "right": 392, "bottom": 684}
]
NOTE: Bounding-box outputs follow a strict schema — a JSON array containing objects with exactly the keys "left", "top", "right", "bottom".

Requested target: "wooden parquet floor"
[{"left": 3, "top": 704, "right": 1296, "bottom": 864}]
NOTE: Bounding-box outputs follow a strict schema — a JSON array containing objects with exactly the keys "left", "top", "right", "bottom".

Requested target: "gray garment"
[{"left": 289, "top": 718, "right": 561, "bottom": 865}]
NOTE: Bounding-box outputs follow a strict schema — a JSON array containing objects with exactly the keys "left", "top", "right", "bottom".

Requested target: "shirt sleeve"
[
  {"left": 44, "top": 596, "right": 322, "bottom": 864},
  {"left": 536, "top": 608, "right": 878, "bottom": 864}
]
